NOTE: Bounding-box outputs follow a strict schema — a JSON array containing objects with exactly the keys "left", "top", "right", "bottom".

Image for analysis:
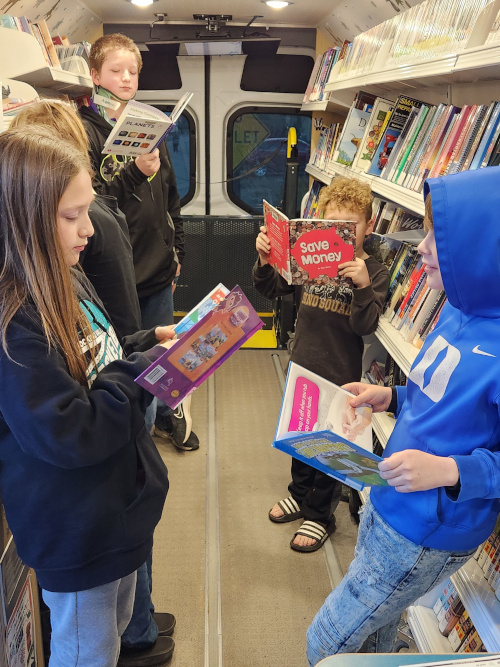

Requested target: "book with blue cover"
[{"left": 273, "top": 362, "right": 389, "bottom": 491}]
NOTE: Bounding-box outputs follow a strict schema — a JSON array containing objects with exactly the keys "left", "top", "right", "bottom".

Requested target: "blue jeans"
[
  {"left": 139, "top": 285, "right": 174, "bottom": 433},
  {"left": 306, "top": 498, "right": 475, "bottom": 666},
  {"left": 121, "top": 555, "right": 159, "bottom": 649},
  {"left": 42, "top": 572, "right": 136, "bottom": 667}
]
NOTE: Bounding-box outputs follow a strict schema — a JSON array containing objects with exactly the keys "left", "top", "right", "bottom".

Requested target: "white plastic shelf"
[
  {"left": 407, "top": 604, "right": 454, "bottom": 653},
  {"left": 451, "top": 557, "right": 500, "bottom": 653},
  {"left": 305, "top": 163, "right": 333, "bottom": 185},
  {"left": 12, "top": 67, "right": 92, "bottom": 95},
  {"left": 375, "top": 317, "right": 420, "bottom": 377},
  {"left": 305, "top": 162, "right": 425, "bottom": 216},
  {"left": 372, "top": 412, "right": 396, "bottom": 448},
  {"left": 301, "top": 95, "right": 351, "bottom": 114}
]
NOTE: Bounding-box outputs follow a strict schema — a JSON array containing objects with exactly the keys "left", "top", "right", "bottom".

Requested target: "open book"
[
  {"left": 102, "top": 92, "right": 193, "bottom": 157},
  {"left": 135, "top": 285, "right": 263, "bottom": 408},
  {"left": 273, "top": 362, "right": 388, "bottom": 491},
  {"left": 173, "top": 283, "right": 229, "bottom": 336},
  {"left": 262, "top": 200, "right": 356, "bottom": 286}
]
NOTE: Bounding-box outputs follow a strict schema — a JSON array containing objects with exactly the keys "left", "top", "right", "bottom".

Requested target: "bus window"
[
  {"left": 227, "top": 108, "right": 311, "bottom": 215},
  {"left": 151, "top": 105, "right": 196, "bottom": 206}
]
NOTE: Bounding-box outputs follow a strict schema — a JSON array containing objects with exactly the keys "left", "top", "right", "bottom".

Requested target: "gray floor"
[{"left": 151, "top": 349, "right": 361, "bottom": 667}]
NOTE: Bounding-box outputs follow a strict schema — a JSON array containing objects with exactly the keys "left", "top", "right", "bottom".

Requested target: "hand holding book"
[{"left": 342, "top": 381, "right": 393, "bottom": 413}]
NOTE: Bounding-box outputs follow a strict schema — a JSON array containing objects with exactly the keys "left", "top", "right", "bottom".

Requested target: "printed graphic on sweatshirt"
[
  {"left": 300, "top": 282, "right": 353, "bottom": 317},
  {"left": 409, "top": 334, "right": 460, "bottom": 402},
  {"left": 79, "top": 300, "right": 123, "bottom": 387},
  {"left": 99, "top": 154, "right": 156, "bottom": 184}
]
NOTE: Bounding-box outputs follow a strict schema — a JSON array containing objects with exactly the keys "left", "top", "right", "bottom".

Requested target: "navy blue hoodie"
[
  {"left": 372, "top": 168, "right": 500, "bottom": 551},
  {"left": 0, "top": 273, "right": 168, "bottom": 592}
]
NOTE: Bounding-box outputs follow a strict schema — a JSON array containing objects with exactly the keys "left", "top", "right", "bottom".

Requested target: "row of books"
[
  {"left": 310, "top": 122, "right": 343, "bottom": 172},
  {"left": 473, "top": 516, "right": 500, "bottom": 602},
  {"left": 303, "top": 42, "right": 350, "bottom": 105},
  {"left": 301, "top": 180, "right": 322, "bottom": 219},
  {"left": 433, "top": 579, "right": 485, "bottom": 652},
  {"left": 0, "top": 13, "right": 62, "bottom": 68},
  {"left": 333, "top": 0, "right": 497, "bottom": 80},
  {"left": 373, "top": 97, "right": 500, "bottom": 190},
  {"left": 324, "top": 89, "right": 500, "bottom": 196},
  {"left": 384, "top": 240, "right": 447, "bottom": 349}
]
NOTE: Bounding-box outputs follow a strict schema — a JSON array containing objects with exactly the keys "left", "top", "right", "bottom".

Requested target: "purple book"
[{"left": 135, "top": 285, "right": 263, "bottom": 408}]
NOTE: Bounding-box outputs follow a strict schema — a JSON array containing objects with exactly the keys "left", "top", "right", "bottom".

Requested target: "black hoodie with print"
[{"left": 80, "top": 105, "right": 185, "bottom": 299}]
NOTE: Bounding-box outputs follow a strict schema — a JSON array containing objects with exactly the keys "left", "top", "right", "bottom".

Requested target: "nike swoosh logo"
[{"left": 473, "top": 345, "right": 496, "bottom": 357}]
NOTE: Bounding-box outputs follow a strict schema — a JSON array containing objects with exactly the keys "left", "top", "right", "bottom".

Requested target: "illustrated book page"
[{"left": 273, "top": 362, "right": 388, "bottom": 491}]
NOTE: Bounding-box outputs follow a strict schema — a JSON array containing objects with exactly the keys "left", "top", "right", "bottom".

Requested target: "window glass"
[
  {"left": 227, "top": 109, "right": 311, "bottom": 215},
  {"left": 151, "top": 105, "right": 195, "bottom": 206}
]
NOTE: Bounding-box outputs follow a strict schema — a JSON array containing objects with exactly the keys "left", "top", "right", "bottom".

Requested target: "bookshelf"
[
  {"left": 407, "top": 557, "right": 500, "bottom": 653},
  {"left": 304, "top": 3, "right": 500, "bottom": 652},
  {"left": 0, "top": 27, "right": 92, "bottom": 96}
]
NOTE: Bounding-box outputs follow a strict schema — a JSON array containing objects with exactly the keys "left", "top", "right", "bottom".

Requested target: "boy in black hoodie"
[{"left": 79, "top": 33, "right": 199, "bottom": 452}]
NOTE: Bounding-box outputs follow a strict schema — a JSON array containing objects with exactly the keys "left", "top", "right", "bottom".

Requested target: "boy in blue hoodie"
[{"left": 307, "top": 168, "right": 500, "bottom": 664}]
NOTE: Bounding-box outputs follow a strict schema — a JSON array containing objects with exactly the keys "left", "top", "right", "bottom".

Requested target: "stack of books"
[
  {"left": 0, "top": 14, "right": 60, "bottom": 68},
  {"left": 383, "top": 241, "right": 447, "bottom": 349},
  {"left": 301, "top": 180, "right": 323, "bottom": 219},
  {"left": 303, "top": 41, "right": 350, "bottom": 104},
  {"left": 331, "top": 0, "right": 497, "bottom": 81},
  {"left": 310, "top": 122, "right": 343, "bottom": 172}
]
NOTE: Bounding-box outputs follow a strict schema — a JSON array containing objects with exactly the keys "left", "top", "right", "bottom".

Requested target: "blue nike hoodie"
[{"left": 371, "top": 167, "right": 500, "bottom": 551}]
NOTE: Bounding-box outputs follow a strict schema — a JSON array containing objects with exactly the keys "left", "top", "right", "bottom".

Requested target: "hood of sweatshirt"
[{"left": 424, "top": 167, "right": 500, "bottom": 318}]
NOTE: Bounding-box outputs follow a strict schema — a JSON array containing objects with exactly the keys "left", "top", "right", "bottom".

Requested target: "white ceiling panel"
[{"left": 78, "top": 0, "right": 345, "bottom": 27}]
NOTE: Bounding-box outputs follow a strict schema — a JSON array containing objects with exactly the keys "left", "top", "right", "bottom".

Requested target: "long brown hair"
[
  {"left": 0, "top": 128, "right": 94, "bottom": 384},
  {"left": 10, "top": 99, "right": 89, "bottom": 155}
]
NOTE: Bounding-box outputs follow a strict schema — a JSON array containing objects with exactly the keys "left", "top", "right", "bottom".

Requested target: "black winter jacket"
[
  {"left": 80, "top": 105, "right": 185, "bottom": 298},
  {"left": 0, "top": 272, "right": 169, "bottom": 592}
]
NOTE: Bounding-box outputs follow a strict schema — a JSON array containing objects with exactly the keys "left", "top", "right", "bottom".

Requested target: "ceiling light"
[
  {"left": 125, "top": 0, "right": 159, "bottom": 7},
  {"left": 263, "top": 1, "right": 291, "bottom": 8}
]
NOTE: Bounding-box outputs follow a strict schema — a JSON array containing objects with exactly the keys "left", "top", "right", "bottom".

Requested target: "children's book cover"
[
  {"left": 351, "top": 97, "right": 393, "bottom": 172},
  {"left": 273, "top": 362, "right": 388, "bottom": 491},
  {"left": 102, "top": 92, "right": 193, "bottom": 157},
  {"left": 335, "top": 107, "right": 371, "bottom": 167},
  {"left": 135, "top": 286, "right": 263, "bottom": 408},
  {"left": 367, "top": 95, "right": 424, "bottom": 177},
  {"left": 262, "top": 200, "right": 356, "bottom": 288}
]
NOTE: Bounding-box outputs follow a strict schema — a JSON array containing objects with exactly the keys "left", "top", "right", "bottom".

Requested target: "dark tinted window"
[
  {"left": 139, "top": 44, "right": 182, "bottom": 90},
  {"left": 227, "top": 108, "right": 311, "bottom": 215},
  {"left": 151, "top": 105, "right": 196, "bottom": 206},
  {"left": 241, "top": 55, "right": 314, "bottom": 93}
]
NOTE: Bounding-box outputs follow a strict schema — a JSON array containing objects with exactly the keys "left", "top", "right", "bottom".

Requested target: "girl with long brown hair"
[{"left": 0, "top": 127, "right": 172, "bottom": 666}]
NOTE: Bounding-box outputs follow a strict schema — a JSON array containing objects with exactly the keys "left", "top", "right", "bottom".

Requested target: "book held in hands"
[
  {"left": 135, "top": 285, "right": 263, "bottom": 408},
  {"left": 102, "top": 92, "right": 193, "bottom": 157},
  {"left": 273, "top": 362, "right": 388, "bottom": 491},
  {"left": 262, "top": 200, "right": 356, "bottom": 287}
]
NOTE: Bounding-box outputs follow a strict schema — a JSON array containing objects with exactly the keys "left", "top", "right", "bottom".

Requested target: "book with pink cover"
[
  {"left": 262, "top": 200, "right": 356, "bottom": 287},
  {"left": 273, "top": 362, "right": 388, "bottom": 491},
  {"left": 135, "top": 285, "right": 263, "bottom": 408}
]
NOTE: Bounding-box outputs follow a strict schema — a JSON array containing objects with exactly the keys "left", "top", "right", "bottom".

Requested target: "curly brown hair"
[
  {"left": 89, "top": 33, "right": 142, "bottom": 75},
  {"left": 317, "top": 176, "right": 373, "bottom": 221}
]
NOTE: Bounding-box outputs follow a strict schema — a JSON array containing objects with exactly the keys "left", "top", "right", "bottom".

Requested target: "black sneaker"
[
  {"left": 154, "top": 398, "right": 199, "bottom": 451},
  {"left": 118, "top": 636, "right": 174, "bottom": 666}
]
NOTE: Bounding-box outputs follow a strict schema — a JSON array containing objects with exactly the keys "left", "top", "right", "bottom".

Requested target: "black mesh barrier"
[{"left": 174, "top": 216, "right": 274, "bottom": 315}]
